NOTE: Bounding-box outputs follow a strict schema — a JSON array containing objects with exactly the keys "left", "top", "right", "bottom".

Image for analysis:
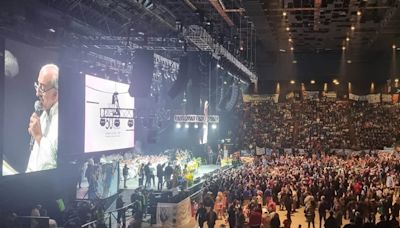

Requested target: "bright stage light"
[
  {"left": 310, "top": 80, "right": 315, "bottom": 84},
  {"left": 211, "top": 124, "right": 217, "bottom": 129},
  {"left": 176, "top": 123, "right": 181, "bottom": 129},
  {"left": 194, "top": 124, "right": 199, "bottom": 128},
  {"left": 184, "top": 123, "right": 189, "bottom": 129},
  {"left": 290, "top": 80, "right": 295, "bottom": 84}
]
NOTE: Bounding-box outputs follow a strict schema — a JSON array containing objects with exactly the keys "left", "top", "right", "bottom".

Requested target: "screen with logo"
[{"left": 85, "top": 74, "right": 135, "bottom": 153}]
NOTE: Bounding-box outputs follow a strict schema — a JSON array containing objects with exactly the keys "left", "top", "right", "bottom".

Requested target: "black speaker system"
[
  {"left": 129, "top": 49, "right": 154, "bottom": 97},
  {"left": 168, "top": 54, "right": 190, "bottom": 99}
]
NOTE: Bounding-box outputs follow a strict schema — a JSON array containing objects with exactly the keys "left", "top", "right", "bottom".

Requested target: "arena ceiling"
[{"left": 1, "top": 0, "right": 400, "bottom": 81}]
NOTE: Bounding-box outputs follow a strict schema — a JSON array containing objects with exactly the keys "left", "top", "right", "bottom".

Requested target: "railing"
[
  {"left": 81, "top": 202, "right": 135, "bottom": 228},
  {"left": 15, "top": 216, "right": 50, "bottom": 228}
]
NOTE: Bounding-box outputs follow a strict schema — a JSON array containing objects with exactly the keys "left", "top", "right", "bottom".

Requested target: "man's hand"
[{"left": 28, "top": 113, "right": 42, "bottom": 144}]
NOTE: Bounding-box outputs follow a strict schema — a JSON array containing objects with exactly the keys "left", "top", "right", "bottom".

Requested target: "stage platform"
[
  {"left": 120, "top": 164, "right": 220, "bottom": 191},
  {"left": 76, "top": 164, "right": 221, "bottom": 199}
]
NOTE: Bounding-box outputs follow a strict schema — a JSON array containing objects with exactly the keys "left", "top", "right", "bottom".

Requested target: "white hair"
[
  {"left": 5, "top": 50, "right": 19, "bottom": 78},
  {"left": 40, "top": 64, "right": 59, "bottom": 90}
]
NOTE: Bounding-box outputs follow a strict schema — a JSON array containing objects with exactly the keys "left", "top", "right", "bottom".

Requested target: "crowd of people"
[
  {"left": 239, "top": 99, "right": 400, "bottom": 150},
  {"left": 197, "top": 150, "right": 400, "bottom": 228}
]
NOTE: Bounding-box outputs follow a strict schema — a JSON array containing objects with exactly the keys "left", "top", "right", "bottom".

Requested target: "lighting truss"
[
  {"left": 174, "top": 114, "right": 219, "bottom": 123},
  {"left": 79, "top": 35, "right": 197, "bottom": 51},
  {"left": 183, "top": 25, "right": 257, "bottom": 82}
]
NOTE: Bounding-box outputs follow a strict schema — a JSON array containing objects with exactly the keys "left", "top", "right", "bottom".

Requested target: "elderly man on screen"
[{"left": 26, "top": 64, "right": 59, "bottom": 172}]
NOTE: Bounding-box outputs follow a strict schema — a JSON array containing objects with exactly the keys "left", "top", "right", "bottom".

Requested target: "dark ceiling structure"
[{"left": 1, "top": 0, "right": 400, "bottom": 82}]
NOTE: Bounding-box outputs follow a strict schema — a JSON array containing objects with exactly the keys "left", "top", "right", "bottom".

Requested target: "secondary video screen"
[
  {"left": 85, "top": 74, "right": 135, "bottom": 153},
  {"left": 3, "top": 39, "right": 59, "bottom": 175}
]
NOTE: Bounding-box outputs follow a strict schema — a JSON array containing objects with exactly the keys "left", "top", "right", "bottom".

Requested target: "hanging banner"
[
  {"left": 349, "top": 93, "right": 359, "bottom": 101},
  {"left": 156, "top": 197, "right": 192, "bottom": 227},
  {"left": 286, "top": 92, "right": 295, "bottom": 100},
  {"left": 256, "top": 146, "right": 266, "bottom": 155},
  {"left": 358, "top": 95, "right": 368, "bottom": 101},
  {"left": 393, "top": 94, "right": 399, "bottom": 104},
  {"left": 303, "top": 91, "right": 319, "bottom": 100},
  {"left": 367, "top": 93, "right": 381, "bottom": 103},
  {"left": 323, "top": 91, "right": 337, "bottom": 99},
  {"left": 382, "top": 94, "right": 392, "bottom": 103},
  {"left": 243, "top": 94, "right": 279, "bottom": 103}
]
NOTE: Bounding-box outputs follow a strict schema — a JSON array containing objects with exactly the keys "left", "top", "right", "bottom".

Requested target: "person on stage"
[
  {"left": 123, "top": 164, "right": 129, "bottom": 188},
  {"left": 26, "top": 64, "right": 59, "bottom": 172}
]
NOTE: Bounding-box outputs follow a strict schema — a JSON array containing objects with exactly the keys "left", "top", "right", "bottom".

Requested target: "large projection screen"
[{"left": 85, "top": 74, "right": 134, "bottom": 153}]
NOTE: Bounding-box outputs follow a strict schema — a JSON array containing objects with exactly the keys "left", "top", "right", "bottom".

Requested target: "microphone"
[{"left": 29, "top": 101, "right": 43, "bottom": 151}]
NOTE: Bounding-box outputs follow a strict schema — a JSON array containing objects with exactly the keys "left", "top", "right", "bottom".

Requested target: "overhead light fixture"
[
  {"left": 351, "top": 26, "right": 355, "bottom": 31},
  {"left": 283, "top": 11, "right": 287, "bottom": 16},
  {"left": 176, "top": 123, "right": 182, "bottom": 129},
  {"left": 194, "top": 124, "right": 199, "bottom": 129},
  {"left": 347, "top": 60, "right": 352, "bottom": 64},
  {"left": 279, "top": 49, "right": 286, "bottom": 52},
  {"left": 290, "top": 47, "right": 294, "bottom": 51},
  {"left": 333, "top": 79, "right": 339, "bottom": 85},
  {"left": 288, "top": 38, "right": 292, "bottom": 42},
  {"left": 292, "top": 60, "right": 297, "bottom": 64},
  {"left": 203, "top": 124, "right": 207, "bottom": 129},
  {"left": 286, "top": 27, "right": 290, "bottom": 31},
  {"left": 184, "top": 123, "right": 189, "bottom": 129},
  {"left": 224, "top": 81, "right": 227, "bottom": 85},
  {"left": 357, "top": 11, "right": 362, "bottom": 16},
  {"left": 290, "top": 80, "right": 295, "bottom": 84},
  {"left": 395, "top": 78, "right": 399, "bottom": 83},
  {"left": 310, "top": 80, "right": 316, "bottom": 84},
  {"left": 211, "top": 124, "right": 217, "bottom": 129},
  {"left": 393, "top": 44, "right": 397, "bottom": 50},
  {"left": 342, "top": 46, "right": 346, "bottom": 51},
  {"left": 346, "top": 37, "right": 350, "bottom": 42},
  {"left": 48, "top": 28, "right": 56, "bottom": 33}
]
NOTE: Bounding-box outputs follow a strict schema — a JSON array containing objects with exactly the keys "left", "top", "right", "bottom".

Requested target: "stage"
[
  {"left": 119, "top": 164, "right": 220, "bottom": 191},
  {"left": 76, "top": 164, "right": 221, "bottom": 199}
]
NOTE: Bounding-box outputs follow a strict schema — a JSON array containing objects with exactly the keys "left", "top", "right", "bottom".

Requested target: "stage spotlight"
[
  {"left": 282, "top": 11, "right": 287, "bottom": 16},
  {"left": 310, "top": 80, "right": 315, "bottom": 84},
  {"left": 184, "top": 123, "right": 189, "bottom": 129},
  {"left": 286, "top": 27, "right": 290, "bottom": 31},
  {"left": 211, "top": 124, "right": 217, "bottom": 129},
  {"left": 114, "top": 119, "right": 120, "bottom": 127},
  {"left": 357, "top": 11, "right": 362, "bottom": 16},
  {"left": 194, "top": 124, "right": 199, "bottom": 129},
  {"left": 176, "top": 123, "right": 181, "bottom": 129},
  {"left": 342, "top": 46, "right": 346, "bottom": 51},
  {"left": 351, "top": 26, "right": 355, "bottom": 31},
  {"left": 100, "top": 119, "right": 106, "bottom": 126},
  {"left": 333, "top": 79, "right": 339, "bottom": 85},
  {"left": 290, "top": 80, "right": 295, "bottom": 84},
  {"left": 290, "top": 47, "right": 294, "bottom": 51},
  {"left": 346, "top": 37, "right": 350, "bottom": 42},
  {"left": 288, "top": 38, "right": 292, "bottom": 42}
]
